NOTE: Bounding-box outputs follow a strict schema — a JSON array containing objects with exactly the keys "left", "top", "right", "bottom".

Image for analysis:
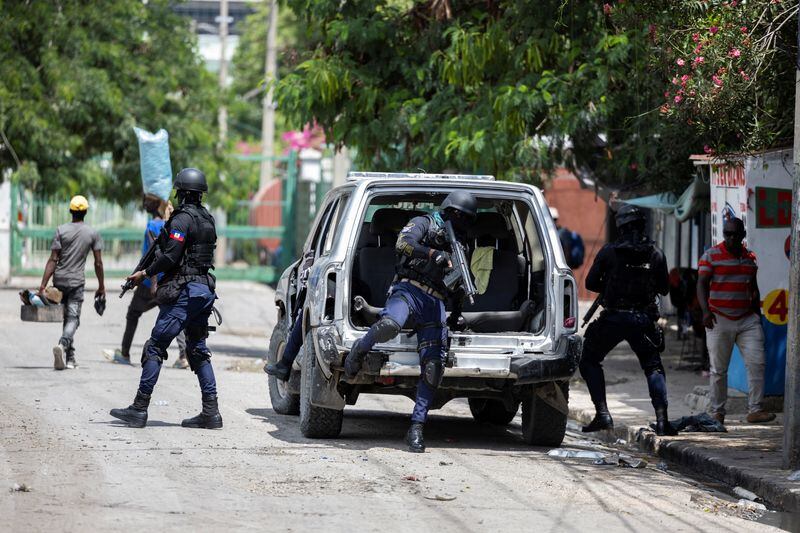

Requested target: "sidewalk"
[{"left": 569, "top": 335, "right": 798, "bottom": 512}]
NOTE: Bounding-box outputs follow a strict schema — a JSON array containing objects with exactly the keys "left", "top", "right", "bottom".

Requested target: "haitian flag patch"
[{"left": 170, "top": 230, "right": 186, "bottom": 242}]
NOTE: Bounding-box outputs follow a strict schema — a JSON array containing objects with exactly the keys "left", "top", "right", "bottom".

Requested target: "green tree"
[
  {"left": 272, "top": 0, "right": 704, "bottom": 192},
  {"left": 0, "top": 0, "right": 224, "bottom": 204}
]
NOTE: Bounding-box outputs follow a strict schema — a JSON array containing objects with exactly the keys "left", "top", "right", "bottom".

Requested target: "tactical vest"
[
  {"left": 171, "top": 203, "right": 217, "bottom": 278},
  {"left": 396, "top": 214, "right": 450, "bottom": 293},
  {"left": 602, "top": 241, "right": 658, "bottom": 311}
]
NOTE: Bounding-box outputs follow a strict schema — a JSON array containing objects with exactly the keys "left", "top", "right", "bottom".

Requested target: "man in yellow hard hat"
[{"left": 39, "top": 195, "right": 105, "bottom": 370}]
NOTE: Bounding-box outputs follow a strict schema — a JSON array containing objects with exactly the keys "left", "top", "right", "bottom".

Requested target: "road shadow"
[
  {"left": 207, "top": 342, "right": 266, "bottom": 359},
  {"left": 8, "top": 366, "right": 56, "bottom": 370},
  {"left": 102, "top": 419, "right": 183, "bottom": 428},
  {"left": 245, "top": 407, "right": 538, "bottom": 453}
]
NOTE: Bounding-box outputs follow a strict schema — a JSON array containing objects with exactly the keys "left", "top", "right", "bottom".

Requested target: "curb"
[{"left": 569, "top": 405, "right": 800, "bottom": 512}]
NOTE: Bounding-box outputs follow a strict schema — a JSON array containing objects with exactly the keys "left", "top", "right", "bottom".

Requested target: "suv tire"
[
  {"left": 266, "top": 319, "right": 300, "bottom": 415},
  {"left": 521, "top": 381, "right": 569, "bottom": 447},
  {"left": 300, "top": 332, "right": 344, "bottom": 438},
  {"left": 468, "top": 398, "right": 519, "bottom": 425}
]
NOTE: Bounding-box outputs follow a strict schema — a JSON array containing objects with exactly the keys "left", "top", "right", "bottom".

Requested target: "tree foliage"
[
  {"left": 275, "top": 0, "right": 795, "bottom": 193},
  {"left": 0, "top": 0, "right": 223, "bottom": 204}
]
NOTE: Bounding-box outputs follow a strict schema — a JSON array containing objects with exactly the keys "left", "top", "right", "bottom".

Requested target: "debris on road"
[
  {"left": 788, "top": 470, "right": 800, "bottom": 481},
  {"left": 439, "top": 461, "right": 453, "bottom": 466},
  {"left": 592, "top": 453, "right": 647, "bottom": 469},
  {"left": 732, "top": 486, "right": 760, "bottom": 502},
  {"left": 424, "top": 494, "right": 456, "bottom": 501},
  {"left": 11, "top": 483, "right": 32, "bottom": 492},
  {"left": 402, "top": 475, "right": 420, "bottom": 482},
  {"left": 547, "top": 449, "right": 604, "bottom": 459}
]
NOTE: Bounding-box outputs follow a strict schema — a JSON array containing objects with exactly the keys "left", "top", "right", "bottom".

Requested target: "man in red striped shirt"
[{"left": 697, "top": 217, "right": 775, "bottom": 424}]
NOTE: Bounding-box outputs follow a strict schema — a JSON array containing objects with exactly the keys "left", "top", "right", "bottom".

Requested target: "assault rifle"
[
  {"left": 581, "top": 295, "right": 602, "bottom": 328},
  {"left": 443, "top": 219, "right": 477, "bottom": 305},
  {"left": 120, "top": 228, "right": 163, "bottom": 298}
]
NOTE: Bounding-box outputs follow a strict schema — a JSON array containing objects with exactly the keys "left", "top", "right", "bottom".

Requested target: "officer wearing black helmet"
[
  {"left": 111, "top": 168, "right": 222, "bottom": 429},
  {"left": 344, "top": 190, "right": 478, "bottom": 452},
  {"left": 580, "top": 204, "right": 677, "bottom": 436}
]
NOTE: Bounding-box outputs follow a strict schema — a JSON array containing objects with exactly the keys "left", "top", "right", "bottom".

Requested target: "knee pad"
[
  {"left": 185, "top": 323, "right": 209, "bottom": 342},
  {"left": 373, "top": 317, "right": 401, "bottom": 343},
  {"left": 187, "top": 347, "right": 212, "bottom": 373},
  {"left": 422, "top": 359, "right": 444, "bottom": 388},
  {"left": 141, "top": 339, "right": 167, "bottom": 365}
]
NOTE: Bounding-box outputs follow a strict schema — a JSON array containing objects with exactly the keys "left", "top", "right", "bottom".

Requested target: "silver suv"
[{"left": 266, "top": 172, "right": 582, "bottom": 446}]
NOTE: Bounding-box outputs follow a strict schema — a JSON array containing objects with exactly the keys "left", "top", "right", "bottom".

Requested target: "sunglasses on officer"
[{"left": 723, "top": 230, "right": 745, "bottom": 237}]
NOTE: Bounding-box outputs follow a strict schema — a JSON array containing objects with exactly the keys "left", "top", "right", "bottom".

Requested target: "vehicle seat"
[
  {"left": 462, "top": 212, "right": 533, "bottom": 332},
  {"left": 356, "top": 208, "right": 423, "bottom": 307}
]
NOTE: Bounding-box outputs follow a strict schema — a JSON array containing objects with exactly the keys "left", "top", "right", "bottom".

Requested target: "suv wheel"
[
  {"left": 300, "top": 332, "right": 344, "bottom": 438},
  {"left": 266, "top": 319, "right": 300, "bottom": 415},
  {"left": 521, "top": 381, "right": 569, "bottom": 447},
  {"left": 468, "top": 398, "right": 519, "bottom": 425}
]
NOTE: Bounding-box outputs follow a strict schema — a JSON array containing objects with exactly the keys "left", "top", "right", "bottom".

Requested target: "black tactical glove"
[
  {"left": 431, "top": 250, "right": 451, "bottom": 267},
  {"left": 446, "top": 313, "right": 465, "bottom": 331}
]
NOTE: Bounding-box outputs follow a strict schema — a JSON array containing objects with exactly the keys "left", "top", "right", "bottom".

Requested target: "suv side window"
[
  {"left": 305, "top": 199, "right": 337, "bottom": 255},
  {"left": 321, "top": 193, "right": 351, "bottom": 255}
]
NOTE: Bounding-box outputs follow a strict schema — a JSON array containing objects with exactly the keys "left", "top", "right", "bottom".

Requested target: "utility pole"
[
  {"left": 783, "top": 7, "right": 800, "bottom": 470},
  {"left": 259, "top": 0, "right": 278, "bottom": 188},
  {"left": 217, "top": 0, "right": 229, "bottom": 145}
]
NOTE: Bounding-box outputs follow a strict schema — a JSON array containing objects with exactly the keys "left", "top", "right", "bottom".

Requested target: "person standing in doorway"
[
  {"left": 39, "top": 195, "right": 105, "bottom": 370},
  {"left": 697, "top": 217, "right": 775, "bottom": 424}
]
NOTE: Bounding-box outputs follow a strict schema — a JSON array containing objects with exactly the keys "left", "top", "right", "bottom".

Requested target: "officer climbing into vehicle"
[
  {"left": 111, "top": 168, "right": 223, "bottom": 429},
  {"left": 580, "top": 204, "right": 678, "bottom": 436},
  {"left": 344, "top": 190, "right": 478, "bottom": 453}
]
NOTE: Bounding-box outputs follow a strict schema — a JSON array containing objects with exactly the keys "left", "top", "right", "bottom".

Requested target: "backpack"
[{"left": 559, "top": 227, "right": 585, "bottom": 269}]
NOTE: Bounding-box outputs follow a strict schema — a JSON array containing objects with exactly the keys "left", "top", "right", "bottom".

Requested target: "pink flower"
[
  {"left": 704, "top": 145, "right": 714, "bottom": 154},
  {"left": 664, "top": 91, "right": 671, "bottom": 98},
  {"left": 676, "top": 58, "right": 686, "bottom": 67},
  {"left": 739, "top": 70, "right": 750, "bottom": 81},
  {"left": 709, "top": 26, "right": 719, "bottom": 35},
  {"left": 603, "top": 3, "right": 612, "bottom": 15},
  {"left": 672, "top": 77, "right": 680, "bottom": 85},
  {"left": 674, "top": 94, "right": 683, "bottom": 104},
  {"left": 712, "top": 74, "right": 724, "bottom": 86},
  {"left": 689, "top": 90, "right": 696, "bottom": 96},
  {"left": 692, "top": 33, "right": 700, "bottom": 42},
  {"left": 629, "top": 162, "right": 638, "bottom": 171},
  {"left": 681, "top": 74, "right": 690, "bottom": 83},
  {"left": 693, "top": 56, "right": 705, "bottom": 65},
  {"left": 694, "top": 43, "right": 703, "bottom": 54},
  {"left": 740, "top": 26, "right": 748, "bottom": 33},
  {"left": 660, "top": 104, "right": 670, "bottom": 114},
  {"left": 729, "top": 48, "right": 741, "bottom": 58},
  {"left": 731, "top": 0, "right": 738, "bottom": 6}
]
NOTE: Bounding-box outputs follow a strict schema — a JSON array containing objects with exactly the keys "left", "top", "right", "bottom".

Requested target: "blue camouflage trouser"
[
  {"left": 358, "top": 281, "right": 447, "bottom": 424},
  {"left": 138, "top": 282, "right": 217, "bottom": 396}
]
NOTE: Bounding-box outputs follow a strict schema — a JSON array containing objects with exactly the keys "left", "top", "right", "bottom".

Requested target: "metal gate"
[{"left": 9, "top": 152, "right": 300, "bottom": 284}]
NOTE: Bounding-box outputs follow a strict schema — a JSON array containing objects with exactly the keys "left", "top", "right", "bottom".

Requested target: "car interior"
[{"left": 349, "top": 193, "right": 548, "bottom": 334}]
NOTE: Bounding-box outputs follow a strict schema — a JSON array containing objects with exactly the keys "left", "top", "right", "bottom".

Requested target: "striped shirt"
[{"left": 698, "top": 242, "right": 758, "bottom": 320}]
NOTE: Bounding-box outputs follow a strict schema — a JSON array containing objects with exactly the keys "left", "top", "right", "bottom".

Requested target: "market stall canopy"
[{"left": 623, "top": 175, "right": 709, "bottom": 222}]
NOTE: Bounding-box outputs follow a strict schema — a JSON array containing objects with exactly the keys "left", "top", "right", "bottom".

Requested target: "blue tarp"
[{"left": 623, "top": 176, "right": 709, "bottom": 222}]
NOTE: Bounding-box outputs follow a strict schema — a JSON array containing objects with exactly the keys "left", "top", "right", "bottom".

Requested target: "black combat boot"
[
  {"left": 110, "top": 390, "right": 151, "bottom": 428},
  {"left": 182, "top": 394, "right": 223, "bottom": 429},
  {"left": 264, "top": 359, "right": 291, "bottom": 381},
  {"left": 654, "top": 406, "right": 678, "bottom": 436},
  {"left": 582, "top": 403, "right": 614, "bottom": 433},
  {"left": 405, "top": 422, "right": 426, "bottom": 453},
  {"left": 344, "top": 341, "right": 366, "bottom": 379}
]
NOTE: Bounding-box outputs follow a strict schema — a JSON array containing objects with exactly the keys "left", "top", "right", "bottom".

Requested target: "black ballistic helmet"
[
  {"left": 615, "top": 203, "right": 645, "bottom": 229},
  {"left": 174, "top": 168, "right": 208, "bottom": 192},
  {"left": 441, "top": 190, "right": 478, "bottom": 219}
]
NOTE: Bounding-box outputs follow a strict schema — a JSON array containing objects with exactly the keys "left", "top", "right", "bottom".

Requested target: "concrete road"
[{"left": 0, "top": 282, "right": 776, "bottom": 532}]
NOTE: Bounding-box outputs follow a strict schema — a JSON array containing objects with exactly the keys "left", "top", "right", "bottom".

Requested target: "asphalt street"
[{"left": 0, "top": 281, "right": 778, "bottom": 532}]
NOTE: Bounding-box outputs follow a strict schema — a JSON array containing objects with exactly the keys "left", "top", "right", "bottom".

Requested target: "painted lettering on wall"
[
  {"left": 755, "top": 186, "right": 792, "bottom": 228},
  {"left": 711, "top": 165, "right": 745, "bottom": 188}
]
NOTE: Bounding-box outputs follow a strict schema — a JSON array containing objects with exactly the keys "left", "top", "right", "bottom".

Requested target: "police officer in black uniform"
[
  {"left": 580, "top": 204, "right": 677, "bottom": 436},
  {"left": 111, "top": 168, "right": 222, "bottom": 429},
  {"left": 344, "top": 191, "right": 477, "bottom": 453}
]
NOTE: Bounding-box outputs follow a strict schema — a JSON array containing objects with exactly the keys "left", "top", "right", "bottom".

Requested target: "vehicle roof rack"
[{"left": 346, "top": 172, "right": 495, "bottom": 182}]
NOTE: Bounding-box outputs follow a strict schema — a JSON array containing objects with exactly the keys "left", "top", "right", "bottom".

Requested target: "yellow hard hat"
[{"left": 69, "top": 195, "right": 89, "bottom": 211}]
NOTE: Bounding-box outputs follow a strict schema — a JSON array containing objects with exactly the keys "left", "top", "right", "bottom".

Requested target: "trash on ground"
[
  {"left": 614, "top": 438, "right": 627, "bottom": 445},
  {"left": 170, "top": 451, "right": 182, "bottom": 455},
  {"left": 787, "top": 470, "right": 800, "bottom": 481},
  {"left": 593, "top": 453, "right": 647, "bottom": 468},
  {"left": 402, "top": 475, "right": 420, "bottom": 482},
  {"left": 439, "top": 461, "right": 453, "bottom": 466},
  {"left": 154, "top": 400, "right": 169, "bottom": 406},
  {"left": 547, "top": 449, "right": 605, "bottom": 459},
  {"left": 733, "top": 486, "right": 760, "bottom": 502},
  {"left": 737, "top": 499, "right": 767, "bottom": 511},
  {"left": 424, "top": 494, "right": 457, "bottom": 501},
  {"left": 11, "top": 483, "right": 31, "bottom": 492},
  {"left": 651, "top": 413, "right": 726, "bottom": 434},
  {"left": 656, "top": 462, "right": 669, "bottom": 472}
]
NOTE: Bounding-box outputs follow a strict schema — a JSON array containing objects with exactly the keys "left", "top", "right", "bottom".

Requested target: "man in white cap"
[{"left": 39, "top": 195, "right": 105, "bottom": 370}]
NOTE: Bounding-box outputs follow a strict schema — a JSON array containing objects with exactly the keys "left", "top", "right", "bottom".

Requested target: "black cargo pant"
[
  {"left": 122, "top": 284, "right": 186, "bottom": 359},
  {"left": 579, "top": 310, "right": 668, "bottom": 409}
]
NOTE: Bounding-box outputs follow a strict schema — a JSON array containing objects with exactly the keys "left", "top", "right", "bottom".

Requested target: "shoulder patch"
[{"left": 170, "top": 230, "right": 186, "bottom": 242}]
